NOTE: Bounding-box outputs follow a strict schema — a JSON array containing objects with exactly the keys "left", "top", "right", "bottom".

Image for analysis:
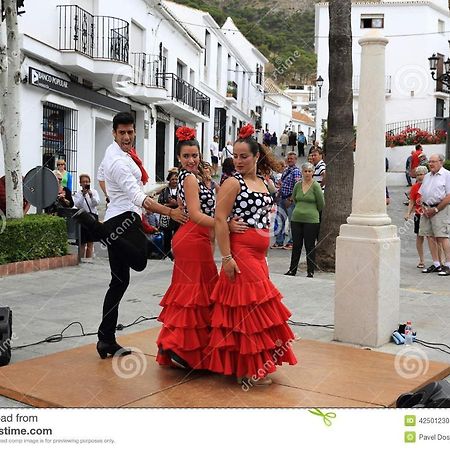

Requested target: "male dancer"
[{"left": 75, "top": 112, "right": 187, "bottom": 358}]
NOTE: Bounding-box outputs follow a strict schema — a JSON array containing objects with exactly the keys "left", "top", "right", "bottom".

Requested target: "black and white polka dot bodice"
[
  {"left": 177, "top": 169, "right": 215, "bottom": 217},
  {"left": 231, "top": 173, "right": 273, "bottom": 229}
]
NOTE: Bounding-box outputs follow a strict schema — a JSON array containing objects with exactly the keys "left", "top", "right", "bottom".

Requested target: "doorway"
[{"left": 156, "top": 121, "right": 166, "bottom": 182}]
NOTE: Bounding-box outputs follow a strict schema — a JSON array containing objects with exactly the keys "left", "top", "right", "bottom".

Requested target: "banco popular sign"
[{"left": 30, "top": 68, "right": 69, "bottom": 91}]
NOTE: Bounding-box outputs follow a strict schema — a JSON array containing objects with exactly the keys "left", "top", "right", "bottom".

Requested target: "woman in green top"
[{"left": 285, "top": 162, "right": 324, "bottom": 278}]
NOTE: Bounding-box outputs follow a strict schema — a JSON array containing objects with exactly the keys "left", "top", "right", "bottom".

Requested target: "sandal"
[{"left": 417, "top": 263, "right": 425, "bottom": 269}]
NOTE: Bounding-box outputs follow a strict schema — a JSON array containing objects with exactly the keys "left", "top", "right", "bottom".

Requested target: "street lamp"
[
  {"left": 316, "top": 75, "right": 324, "bottom": 98},
  {"left": 428, "top": 46, "right": 450, "bottom": 159}
]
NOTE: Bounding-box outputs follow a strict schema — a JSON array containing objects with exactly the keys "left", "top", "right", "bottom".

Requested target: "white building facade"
[
  {"left": 0, "top": 0, "right": 267, "bottom": 194},
  {"left": 315, "top": 0, "right": 450, "bottom": 143}
]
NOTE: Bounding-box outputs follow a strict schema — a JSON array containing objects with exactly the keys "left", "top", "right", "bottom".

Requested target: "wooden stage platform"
[{"left": 1, "top": 328, "right": 449, "bottom": 408}]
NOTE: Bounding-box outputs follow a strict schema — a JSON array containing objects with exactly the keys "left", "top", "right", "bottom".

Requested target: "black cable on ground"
[{"left": 11, "top": 316, "right": 158, "bottom": 351}]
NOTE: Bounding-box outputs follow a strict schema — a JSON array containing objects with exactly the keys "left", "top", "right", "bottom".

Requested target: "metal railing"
[
  {"left": 385, "top": 118, "right": 435, "bottom": 136},
  {"left": 58, "top": 5, "right": 129, "bottom": 63},
  {"left": 161, "top": 73, "right": 210, "bottom": 117},
  {"left": 131, "top": 53, "right": 167, "bottom": 88},
  {"left": 226, "top": 80, "right": 238, "bottom": 100},
  {"left": 353, "top": 75, "right": 392, "bottom": 94}
]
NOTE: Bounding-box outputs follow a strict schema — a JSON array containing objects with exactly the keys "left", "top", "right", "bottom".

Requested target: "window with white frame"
[{"left": 360, "top": 14, "right": 384, "bottom": 29}]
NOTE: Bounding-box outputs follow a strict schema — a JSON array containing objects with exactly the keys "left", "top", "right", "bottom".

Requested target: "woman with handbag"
[
  {"left": 73, "top": 174, "right": 100, "bottom": 259},
  {"left": 157, "top": 170, "right": 180, "bottom": 260}
]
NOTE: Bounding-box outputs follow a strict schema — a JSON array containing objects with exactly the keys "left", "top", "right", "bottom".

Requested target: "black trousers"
[
  {"left": 298, "top": 143, "right": 305, "bottom": 157},
  {"left": 288, "top": 221, "right": 320, "bottom": 275},
  {"left": 98, "top": 212, "right": 148, "bottom": 343},
  {"left": 162, "top": 224, "right": 179, "bottom": 257}
]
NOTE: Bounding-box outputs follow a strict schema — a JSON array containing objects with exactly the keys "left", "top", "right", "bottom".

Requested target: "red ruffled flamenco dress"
[
  {"left": 156, "top": 219, "right": 218, "bottom": 369},
  {"left": 206, "top": 228, "right": 297, "bottom": 379}
]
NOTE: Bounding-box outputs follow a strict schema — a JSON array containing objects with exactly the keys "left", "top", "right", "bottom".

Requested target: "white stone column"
[{"left": 334, "top": 30, "right": 400, "bottom": 348}]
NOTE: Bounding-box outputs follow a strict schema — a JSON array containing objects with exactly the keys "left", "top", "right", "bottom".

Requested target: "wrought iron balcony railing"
[
  {"left": 58, "top": 5, "right": 129, "bottom": 63},
  {"left": 131, "top": 53, "right": 167, "bottom": 88},
  {"left": 161, "top": 73, "right": 210, "bottom": 117}
]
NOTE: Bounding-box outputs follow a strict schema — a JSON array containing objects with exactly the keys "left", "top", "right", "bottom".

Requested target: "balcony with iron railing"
[
  {"left": 353, "top": 75, "right": 392, "bottom": 95},
  {"left": 115, "top": 53, "right": 169, "bottom": 102},
  {"left": 57, "top": 4, "right": 132, "bottom": 85},
  {"left": 156, "top": 73, "right": 210, "bottom": 121}
]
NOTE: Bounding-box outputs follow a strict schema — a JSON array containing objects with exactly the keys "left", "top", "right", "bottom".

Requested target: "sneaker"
[
  {"left": 270, "top": 243, "right": 284, "bottom": 249},
  {"left": 438, "top": 266, "right": 450, "bottom": 276},
  {"left": 422, "top": 264, "right": 442, "bottom": 274}
]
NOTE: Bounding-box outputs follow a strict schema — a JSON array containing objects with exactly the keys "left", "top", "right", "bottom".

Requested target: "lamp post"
[
  {"left": 316, "top": 75, "right": 324, "bottom": 98},
  {"left": 428, "top": 49, "right": 450, "bottom": 160}
]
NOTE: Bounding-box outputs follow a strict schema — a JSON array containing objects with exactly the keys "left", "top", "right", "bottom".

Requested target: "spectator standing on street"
[
  {"left": 271, "top": 152, "right": 301, "bottom": 249},
  {"left": 280, "top": 130, "right": 289, "bottom": 156},
  {"left": 56, "top": 159, "right": 73, "bottom": 192},
  {"left": 73, "top": 174, "right": 100, "bottom": 259},
  {"left": 297, "top": 131, "right": 307, "bottom": 157},
  {"left": 288, "top": 130, "right": 297, "bottom": 152},
  {"left": 270, "top": 132, "right": 278, "bottom": 150},
  {"left": 157, "top": 170, "right": 180, "bottom": 260},
  {"left": 419, "top": 154, "right": 450, "bottom": 276},
  {"left": 311, "top": 147, "right": 326, "bottom": 190},
  {"left": 210, "top": 135, "right": 220, "bottom": 177},
  {"left": 263, "top": 130, "right": 272, "bottom": 147},
  {"left": 285, "top": 162, "right": 324, "bottom": 278},
  {"left": 405, "top": 151, "right": 413, "bottom": 186},
  {"left": 222, "top": 140, "right": 233, "bottom": 163},
  {"left": 45, "top": 170, "right": 74, "bottom": 214},
  {"left": 220, "top": 157, "right": 235, "bottom": 186},
  {"left": 410, "top": 144, "right": 423, "bottom": 180},
  {"left": 404, "top": 166, "right": 429, "bottom": 269}
]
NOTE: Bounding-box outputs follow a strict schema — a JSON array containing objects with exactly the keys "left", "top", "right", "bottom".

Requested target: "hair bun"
[
  {"left": 238, "top": 124, "right": 255, "bottom": 139},
  {"left": 176, "top": 126, "right": 196, "bottom": 142}
]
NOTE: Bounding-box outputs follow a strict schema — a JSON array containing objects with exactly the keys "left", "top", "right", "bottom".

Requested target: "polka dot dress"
[
  {"left": 231, "top": 172, "right": 273, "bottom": 229},
  {"left": 177, "top": 168, "right": 215, "bottom": 217}
]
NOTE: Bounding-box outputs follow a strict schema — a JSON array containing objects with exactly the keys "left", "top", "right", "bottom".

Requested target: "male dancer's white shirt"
[{"left": 100, "top": 141, "right": 146, "bottom": 221}]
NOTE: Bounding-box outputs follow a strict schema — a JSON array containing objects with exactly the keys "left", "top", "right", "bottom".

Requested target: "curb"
[{"left": 0, "top": 254, "right": 79, "bottom": 277}]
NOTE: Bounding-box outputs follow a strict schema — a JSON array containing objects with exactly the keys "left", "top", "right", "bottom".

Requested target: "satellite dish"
[{"left": 23, "top": 166, "right": 58, "bottom": 211}]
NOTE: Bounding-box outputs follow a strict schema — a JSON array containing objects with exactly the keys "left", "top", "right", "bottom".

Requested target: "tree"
[
  {"left": 315, "top": 0, "right": 354, "bottom": 271},
  {"left": 0, "top": 0, "right": 23, "bottom": 219}
]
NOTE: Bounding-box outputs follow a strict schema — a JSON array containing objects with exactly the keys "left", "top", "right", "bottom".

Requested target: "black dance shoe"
[
  {"left": 96, "top": 341, "right": 132, "bottom": 359},
  {"left": 307, "top": 272, "right": 314, "bottom": 278},
  {"left": 284, "top": 270, "right": 296, "bottom": 276},
  {"left": 169, "top": 351, "right": 191, "bottom": 370}
]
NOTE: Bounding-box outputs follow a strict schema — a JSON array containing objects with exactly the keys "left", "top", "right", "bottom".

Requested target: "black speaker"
[{"left": 0, "top": 307, "right": 12, "bottom": 366}]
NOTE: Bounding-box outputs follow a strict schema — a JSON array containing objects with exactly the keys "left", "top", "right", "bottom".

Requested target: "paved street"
[{"left": 1, "top": 185, "right": 450, "bottom": 407}]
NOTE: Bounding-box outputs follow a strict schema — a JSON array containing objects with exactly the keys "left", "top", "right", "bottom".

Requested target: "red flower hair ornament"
[
  {"left": 176, "top": 126, "right": 197, "bottom": 142},
  {"left": 238, "top": 124, "right": 255, "bottom": 139}
]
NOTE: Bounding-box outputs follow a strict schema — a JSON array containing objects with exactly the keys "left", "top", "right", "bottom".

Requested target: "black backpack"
[{"left": 397, "top": 381, "right": 450, "bottom": 408}]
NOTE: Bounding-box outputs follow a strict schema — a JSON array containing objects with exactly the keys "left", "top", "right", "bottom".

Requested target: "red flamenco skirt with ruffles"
[
  {"left": 156, "top": 220, "right": 218, "bottom": 369},
  {"left": 206, "top": 228, "right": 297, "bottom": 378}
]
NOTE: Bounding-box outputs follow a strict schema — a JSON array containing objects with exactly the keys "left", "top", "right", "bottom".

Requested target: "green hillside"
[{"left": 171, "top": 0, "right": 318, "bottom": 85}]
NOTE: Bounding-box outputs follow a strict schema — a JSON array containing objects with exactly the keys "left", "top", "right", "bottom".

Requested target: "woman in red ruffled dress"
[
  {"left": 156, "top": 127, "right": 218, "bottom": 370},
  {"left": 207, "top": 124, "right": 298, "bottom": 386}
]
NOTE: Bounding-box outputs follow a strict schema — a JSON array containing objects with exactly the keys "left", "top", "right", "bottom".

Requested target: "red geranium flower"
[
  {"left": 239, "top": 124, "right": 255, "bottom": 139},
  {"left": 176, "top": 126, "right": 196, "bottom": 142}
]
